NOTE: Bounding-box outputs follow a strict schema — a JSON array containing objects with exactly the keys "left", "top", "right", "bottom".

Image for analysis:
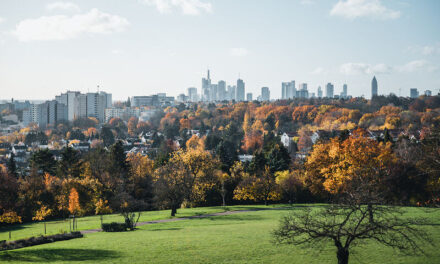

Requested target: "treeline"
[{"left": 1, "top": 126, "right": 439, "bottom": 224}]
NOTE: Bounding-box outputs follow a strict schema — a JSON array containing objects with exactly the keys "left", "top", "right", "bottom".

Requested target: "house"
[
  {"left": 12, "top": 144, "right": 27, "bottom": 155},
  {"left": 280, "top": 132, "right": 296, "bottom": 148},
  {"left": 238, "top": 154, "right": 253, "bottom": 163},
  {"left": 70, "top": 142, "right": 90, "bottom": 151}
]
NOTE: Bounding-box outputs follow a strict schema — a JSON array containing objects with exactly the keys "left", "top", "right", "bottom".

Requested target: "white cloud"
[
  {"left": 340, "top": 62, "right": 391, "bottom": 75},
  {"left": 422, "top": 45, "right": 440, "bottom": 55},
  {"left": 46, "top": 2, "right": 81, "bottom": 12},
  {"left": 142, "top": 0, "right": 212, "bottom": 15},
  {"left": 397, "top": 60, "right": 437, "bottom": 73},
  {"left": 0, "top": 17, "right": 4, "bottom": 24},
  {"left": 406, "top": 44, "right": 440, "bottom": 56},
  {"left": 330, "top": 0, "right": 400, "bottom": 20},
  {"left": 12, "top": 8, "right": 129, "bottom": 42},
  {"left": 230, "top": 48, "right": 249, "bottom": 57},
  {"left": 310, "top": 67, "right": 325, "bottom": 75}
]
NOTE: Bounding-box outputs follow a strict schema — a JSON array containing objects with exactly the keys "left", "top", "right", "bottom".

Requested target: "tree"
[
  {"left": 7, "top": 153, "right": 18, "bottom": 178},
  {"left": 234, "top": 166, "right": 280, "bottom": 205},
  {"left": 109, "top": 141, "right": 130, "bottom": 178},
  {"left": 418, "top": 127, "right": 440, "bottom": 202},
  {"left": 100, "top": 126, "right": 115, "bottom": 146},
  {"left": 0, "top": 170, "right": 18, "bottom": 213},
  {"left": 153, "top": 148, "right": 217, "bottom": 216},
  {"left": 30, "top": 149, "right": 57, "bottom": 175},
  {"left": 57, "top": 147, "right": 83, "bottom": 178},
  {"left": 68, "top": 188, "right": 81, "bottom": 215},
  {"left": 273, "top": 201, "right": 432, "bottom": 264},
  {"left": 266, "top": 143, "right": 290, "bottom": 173},
  {"left": 275, "top": 170, "right": 301, "bottom": 204},
  {"left": 216, "top": 140, "right": 238, "bottom": 172}
]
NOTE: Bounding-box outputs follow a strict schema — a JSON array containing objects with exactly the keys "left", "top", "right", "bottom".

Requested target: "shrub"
[
  {"left": 101, "top": 222, "right": 127, "bottom": 232},
  {"left": 0, "top": 232, "right": 83, "bottom": 251}
]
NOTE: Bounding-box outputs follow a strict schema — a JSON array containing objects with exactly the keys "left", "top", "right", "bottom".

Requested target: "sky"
[{"left": 0, "top": 0, "right": 439, "bottom": 101}]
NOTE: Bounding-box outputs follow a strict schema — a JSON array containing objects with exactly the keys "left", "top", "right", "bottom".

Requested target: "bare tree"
[{"left": 273, "top": 200, "right": 433, "bottom": 264}]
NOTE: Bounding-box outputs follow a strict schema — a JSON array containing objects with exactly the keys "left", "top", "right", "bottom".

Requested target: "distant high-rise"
[
  {"left": 341, "top": 84, "right": 348, "bottom": 99},
  {"left": 227, "top": 85, "right": 236, "bottom": 101},
  {"left": 297, "top": 83, "right": 308, "bottom": 98},
  {"left": 410, "top": 88, "right": 419, "bottom": 98},
  {"left": 187, "top": 87, "right": 198, "bottom": 102},
  {"left": 217, "top": 81, "right": 226, "bottom": 101},
  {"left": 317, "top": 86, "right": 323, "bottom": 98},
  {"left": 236, "top": 79, "right": 245, "bottom": 101},
  {"left": 326, "top": 83, "right": 334, "bottom": 98},
  {"left": 202, "top": 69, "right": 211, "bottom": 101},
  {"left": 281, "top": 81, "right": 296, "bottom": 99},
  {"left": 371, "top": 76, "right": 378, "bottom": 97},
  {"left": 261, "top": 87, "right": 270, "bottom": 101},
  {"left": 246, "top": 93, "right": 253, "bottom": 101},
  {"left": 424, "top": 90, "right": 432, "bottom": 96}
]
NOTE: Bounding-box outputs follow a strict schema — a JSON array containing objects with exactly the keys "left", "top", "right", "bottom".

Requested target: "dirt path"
[{"left": 80, "top": 209, "right": 257, "bottom": 234}]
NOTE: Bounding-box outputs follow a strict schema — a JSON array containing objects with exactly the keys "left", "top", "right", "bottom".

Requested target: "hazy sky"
[{"left": 0, "top": 0, "right": 439, "bottom": 100}]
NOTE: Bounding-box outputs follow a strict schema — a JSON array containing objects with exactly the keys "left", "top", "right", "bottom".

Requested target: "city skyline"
[{"left": 0, "top": 0, "right": 439, "bottom": 100}]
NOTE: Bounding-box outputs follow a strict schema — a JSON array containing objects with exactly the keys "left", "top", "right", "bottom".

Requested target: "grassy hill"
[{"left": 1, "top": 205, "right": 439, "bottom": 264}]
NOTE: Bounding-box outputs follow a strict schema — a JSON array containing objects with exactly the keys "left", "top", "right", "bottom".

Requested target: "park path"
[{"left": 80, "top": 209, "right": 258, "bottom": 235}]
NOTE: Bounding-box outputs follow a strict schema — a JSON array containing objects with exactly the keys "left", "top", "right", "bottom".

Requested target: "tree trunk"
[
  {"left": 337, "top": 247, "right": 349, "bottom": 264},
  {"left": 221, "top": 194, "right": 226, "bottom": 207},
  {"left": 171, "top": 205, "right": 177, "bottom": 217},
  {"left": 368, "top": 203, "right": 374, "bottom": 223}
]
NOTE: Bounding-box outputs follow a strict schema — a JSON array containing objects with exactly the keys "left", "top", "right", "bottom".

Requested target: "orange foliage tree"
[{"left": 68, "top": 188, "right": 81, "bottom": 215}]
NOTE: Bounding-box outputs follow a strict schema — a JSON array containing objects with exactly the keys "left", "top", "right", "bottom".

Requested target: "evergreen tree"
[
  {"left": 30, "top": 149, "right": 57, "bottom": 175},
  {"left": 57, "top": 147, "right": 83, "bottom": 178},
  {"left": 7, "top": 153, "right": 18, "bottom": 178}
]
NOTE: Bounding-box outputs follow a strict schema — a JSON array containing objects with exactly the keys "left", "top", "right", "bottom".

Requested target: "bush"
[
  {"left": 101, "top": 222, "right": 127, "bottom": 232},
  {"left": 0, "top": 232, "right": 83, "bottom": 251}
]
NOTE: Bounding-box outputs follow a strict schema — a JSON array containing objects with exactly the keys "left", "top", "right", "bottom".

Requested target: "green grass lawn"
[
  {"left": 0, "top": 205, "right": 287, "bottom": 241},
  {"left": 1, "top": 205, "right": 439, "bottom": 264}
]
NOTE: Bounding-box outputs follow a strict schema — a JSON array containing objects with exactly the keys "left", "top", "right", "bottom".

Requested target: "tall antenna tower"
[{"left": 97, "top": 85, "right": 100, "bottom": 93}]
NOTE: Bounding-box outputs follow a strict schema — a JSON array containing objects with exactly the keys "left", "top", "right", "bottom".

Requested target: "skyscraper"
[
  {"left": 236, "top": 79, "right": 245, "bottom": 101},
  {"left": 326, "top": 83, "right": 334, "bottom": 98},
  {"left": 340, "top": 84, "right": 348, "bottom": 99},
  {"left": 297, "top": 83, "right": 308, "bottom": 98},
  {"left": 227, "top": 85, "right": 236, "bottom": 101},
  {"left": 317, "top": 86, "right": 323, "bottom": 98},
  {"left": 246, "top": 93, "right": 253, "bottom": 101},
  {"left": 202, "top": 69, "right": 211, "bottom": 101},
  {"left": 187, "top": 87, "right": 198, "bottom": 102},
  {"left": 261, "top": 87, "right": 270, "bottom": 101},
  {"left": 281, "top": 81, "right": 296, "bottom": 99},
  {"left": 410, "top": 88, "right": 419, "bottom": 98},
  {"left": 217, "top": 80, "right": 226, "bottom": 101},
  {"left": 371, "top": 76, "right": 378, "bottom": 97}
]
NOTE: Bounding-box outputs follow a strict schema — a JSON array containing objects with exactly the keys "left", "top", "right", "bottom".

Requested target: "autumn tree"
[
  {"left": 68, "top": 188, "right": 81, "bottom": 215},
  {"left": 234, "top": 165, "right": 280, "bottom": 205},
  {"left": 153, "top": 148, "right": 218, "bottom": 216},
  {"left": 275, "top": 170, "right": 302, "bottom": 204}
]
